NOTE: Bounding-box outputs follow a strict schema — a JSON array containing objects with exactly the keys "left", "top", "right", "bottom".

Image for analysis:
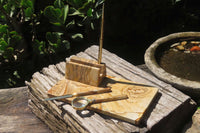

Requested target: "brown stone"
[
  {"left": 176, "top": 45, "right": 185, "bottom": 51},
  {"left": 181, "top": 41, "right": 187, "bottom": 46}
]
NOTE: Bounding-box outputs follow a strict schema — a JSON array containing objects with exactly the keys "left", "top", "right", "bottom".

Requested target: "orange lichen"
[{"left": 190, "top": 46, "right": 200, "bottom": 51}]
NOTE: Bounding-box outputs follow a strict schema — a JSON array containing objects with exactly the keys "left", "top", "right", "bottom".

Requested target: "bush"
[{"left": 0, "top": 0, "right": 104, "bottom": 88}]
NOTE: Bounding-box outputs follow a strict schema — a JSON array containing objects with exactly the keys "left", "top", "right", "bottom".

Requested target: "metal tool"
[
  {"left": 98, "top": 3, "right": 105, "bottom": 64},
  {"left": 44, "top": 88, "right": 111, "bottom": 101},
  {"left": 71, "top": 95, "right": 128, "bottom": 110}
]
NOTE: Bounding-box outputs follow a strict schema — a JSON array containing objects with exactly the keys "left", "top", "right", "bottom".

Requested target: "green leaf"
[
  {"left": 94, "top": 10, "right": 101, "bottom": 19},
  {"left": 90, "top": 22, "right": 94, "bottom": 30},
  {"left": 21, "top": 0, "right": 33, "bottom": 8},
  {"left": 87, "top": 8, "right": 93, "bottom": 17},
  {"left": 71, "top": 33, "right": 83, "bottom": 41},
  {"left": 0, "top": 25, "right": 8, "bottom": 33},
  {"left": 10, "top": 31, "right": 18, "bottom": 35},
  {"left": 0, "top": 15, "right": 5, "bottom": 20},
  {"left": 0, "top": 40, "right": 8, "bottom": 51},
  {"left": 7, "top": 47, "right": 14, "bottom": 52},
  {"left": 3, "top": 4, "right": 8, "bottom": 12},
  {"left": 175, "top": 0, "right": 181, "bottom": 3},
  {"left": 63, "top": 5, "right": 69, "bottom": 24},
  {"left": 68, "top": 7, "right": 84, "bottom": 16},
  {"left": 62, "top": 40, "right": 70, "bottom": 49},
  {"left": 54, "top": 0, "right": 64, "bottom": 8},
  {"left": 38, "top": 45, "right": 44, "bottom": 54},
  {"left": 46, "top": 32, "right": 61, "bottom": 46},
  {"left": 78, "top": 1, "right": 92, "bottom": 13},
  {"left": 95, "top": 0, "right": 104, "bottom": 8},
  {"left": 3, "top": 47, "right": 14, "bottom": 59},
  {"left": 25, "top": 7, "right": 33, "bottom": 17},
  {"left": 77, "top": 21, "right": 83, "bottom": 27},
  {"left": 7, "top": 78, "right": 16, "bottom": 86},
  {"left": 46, "top": 32, "right": 55, "bottom": 43},
  {"left": 2, "top": 33, "right": 9, "bottom": 41},
  {"left": 51, "top": 22, "right": 62, "bottom": 26},
  {"left": 11, "top": 35, "right": 22, "bottom": 41},
  {"left": 66, "top": 20, "right": 75, "bottom": 29},
  {"left": 66, "top": 0, "right": 82, "bottom": 8},
  {"left": 44, "top": 6, "right": 62, "bottom": 25},
  {"left": 13, "top": 70, "right": 20, "bottom": 79},
  {"left": 34, "top": 40, "right": 46, "bottom": 54}
]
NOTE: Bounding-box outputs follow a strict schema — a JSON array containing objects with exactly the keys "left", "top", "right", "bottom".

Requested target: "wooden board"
[
  {"left": 0, "top": 87, "right": 52, "bottom": 133},
  {"left": 47, "top": 76, "right": 158, "bottom": 125},
  {"left": 26, "top": 45, "right": 196, "bottom": 133}
]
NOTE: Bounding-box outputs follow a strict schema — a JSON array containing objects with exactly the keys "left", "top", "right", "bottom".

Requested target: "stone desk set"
[
  {"left": 44, "top": 54, "right": 158, "bottom": 125},
  {"left": 24, "top": 4, "right": 195, "bottom": 132},
  {"left": 26, "top": 45, "right": 195, "bottom": 133},
  {"left": 44, "top": 4, "right": 158, "bottom": 124}
]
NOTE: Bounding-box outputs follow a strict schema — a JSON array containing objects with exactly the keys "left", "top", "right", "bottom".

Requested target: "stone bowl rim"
[{"left": 144, "top": 32, "right": 200, "bottom": 94}]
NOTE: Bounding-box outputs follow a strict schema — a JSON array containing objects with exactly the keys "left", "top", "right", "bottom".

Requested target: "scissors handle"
[
  {"left": 72, "top": 87, "right": 111, "bottom": 97},
  {"left": 92, "top": 95, "right": 128, "bottom": 104}
]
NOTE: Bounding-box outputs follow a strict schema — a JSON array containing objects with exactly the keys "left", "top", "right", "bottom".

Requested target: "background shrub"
[{"left": 0, "top": 0, "right": 104, "bottom": 88}]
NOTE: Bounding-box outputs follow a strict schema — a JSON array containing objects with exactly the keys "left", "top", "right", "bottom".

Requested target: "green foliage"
[
  {"left": 0, "top": 0, "right": 104, "bottom": 88},
  {"left": 42, "top": 0, "right": 104, "bottom": 49},
  {"left": 0, "top": 24, "right": 22, "bottom": 60},
  {"left": 0, "top": 0, "right": 104, "bottom": 60},
  {"left": 44, "top": 6, "right": 66, "bottom": 26}
]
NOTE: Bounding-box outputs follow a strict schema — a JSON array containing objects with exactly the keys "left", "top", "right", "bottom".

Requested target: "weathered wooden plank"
[
  {"left": 56, "top": 61, "right": 66, "bottom": 75},
  {"left": 137, "top": 64, "right": 152, "bottom": 74},
  {"left": 28, "top": 69, "right": 133, "bottom": 133},
  {"left": 42, "top": 65, "right": 64, "bottom": 81},
  {"left": 27, "top": 80, "right": 84, "bottom": 133},
  {"left": 27, "top": 45, "right": 196, "bottom": 133},
  {"left": 0, "top": 87, "right": 51, "bottom": 133},
  {"left": 29, "top": 94, "right": 69, "bottom": 133}
]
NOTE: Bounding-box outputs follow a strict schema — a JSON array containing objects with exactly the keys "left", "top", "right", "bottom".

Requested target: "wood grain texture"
[
  {"left": 0, "top": 87, "right": 52, "bottom": 133},
  {"left": 65, "top": 56, "right": 106, "bottom": 86},
  {"left": 47, "top": 76, "right": 158, "bottom": 125},
  {"left": 70, "top": 56, "right": 106, "bottom": 79},
  {"left": 26, "top": 45, "right": 196, "bottom": 133}
]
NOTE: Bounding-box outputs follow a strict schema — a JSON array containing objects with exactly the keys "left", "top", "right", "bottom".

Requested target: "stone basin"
[{"left": 145, "top": 32, "right": 200, "bottom": 99}]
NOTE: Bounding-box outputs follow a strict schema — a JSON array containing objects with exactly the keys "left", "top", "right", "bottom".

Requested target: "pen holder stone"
[{"left": 65, "top": 56, "right": 106, "bottom": 86}]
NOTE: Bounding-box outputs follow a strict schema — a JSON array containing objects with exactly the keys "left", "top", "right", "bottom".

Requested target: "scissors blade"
[{"left": 44, "top": 94, "right": 73, "bottom": 101}]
